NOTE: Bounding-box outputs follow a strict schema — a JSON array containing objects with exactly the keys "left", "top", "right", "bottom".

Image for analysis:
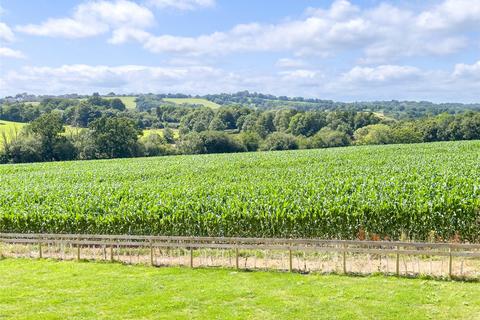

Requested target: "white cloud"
[
  {"left": 416, "top": 0, "right": 480, "bottom": 31},
  {"left": 341, "top": 65, "right": 421, "bottom": 83},
  {"left": 0, "top": 64, "right": 236, "bottom": 95},
  {"left": 110, "top": 0, "right": 477, "bottom": 61},
  {"left": 280, "top": 69, "right": 318, "bottom": 80},
  {"left": 1, "top": 62, "right": 480, "bottom": 102},
  {"left": 0, "top": 47, "right": 25, "bottom": 59},
  {"left": 16, "top": 0, "right": 154, "bottom": 39},
  {"left": 276, "top": 58, "right": 306, "bottom": 69},
  {"left": 452, "top": 60, "right": 480, "bottom": 80},
  {"left": 13, "top": 0, "right": 480, "bottom": 63},
  {"left": 0, "top": 22, "right": 15, "bottom": 42},
  {"left": 148, "top": 0, "right": 215, "bottom": 11}
]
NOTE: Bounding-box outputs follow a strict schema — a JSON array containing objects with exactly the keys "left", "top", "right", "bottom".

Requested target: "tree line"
[{"left": 1, "top": 96, "right": 479, "bottom": 164}]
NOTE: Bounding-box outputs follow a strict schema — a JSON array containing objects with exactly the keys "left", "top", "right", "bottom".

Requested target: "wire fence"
[{"left": 1, "top": 233, "right": 479, "bottom": 279}]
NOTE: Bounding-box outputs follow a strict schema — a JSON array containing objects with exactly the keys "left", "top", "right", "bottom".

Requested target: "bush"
[
  {"left": 310, "top": 128, "right": 351, "bottom": 148},
  {"left": 200, "top": 131, "right": 245, "bottom": 154},
  {"left": 179, "top": 131, "right": 245, "bottom": 154},
  {"left": 354, "top": 124, "right": 393, "bottom": 145},
  {"left": 236, "top": 132, "right": 261, "bottom": 152},
  {"left": 261, "top": 132, "right": 298, "bottom": 151},
  {"left": 141, "top": 133, "right": 175, "bottom": 157}
]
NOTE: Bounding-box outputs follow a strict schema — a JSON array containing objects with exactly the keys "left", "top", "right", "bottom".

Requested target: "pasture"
[
  {"left": 0, "top": 120, "right": 26, "bottom": 144},
  {"left": 104, "top": 96, "right": 137, "bottom": 109},
  {"left": 0, "top": 259, "right": 478, "bottom": 320},
  {"left": 164, "top": 98, "right": 221, "bottom": 109}
]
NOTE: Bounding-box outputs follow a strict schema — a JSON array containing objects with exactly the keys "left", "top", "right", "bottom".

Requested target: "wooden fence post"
[
  {"left": 150, "top": 241, "right": 154, "bottom": 266},
  {"left": 289, "top": 248, "right": 293, "bottom": 272},
  {"left": 448, "top": 247, "right": 453, "bottom": 278},
  {"left": 190, "top": 248, "right": 194, "bottom": 268},
  {"left": 396, "top": 245, "right": 400, "bottom": 276},
  {"left": 77, "top": 240, "right": 81, "bottom": 261},
  {"left": 39, "top": 241, "right": 43, "bottom": 259},
  {"left": 235, "top": 247, "right": 239, "bottom": 269},
  {"left": 342, "top": 243, "right": 347, "bottom": 274},
  {"left": 110, "top": 245, "right": 114, "bottom": 262}
]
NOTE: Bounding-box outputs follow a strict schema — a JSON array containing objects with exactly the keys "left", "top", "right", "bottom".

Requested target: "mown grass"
[
  {"left": 164, "top": 98, "right": 221, "bottom": 109},
  {"left": 0, "top": 259, "right": 478, "bottom": 320}
]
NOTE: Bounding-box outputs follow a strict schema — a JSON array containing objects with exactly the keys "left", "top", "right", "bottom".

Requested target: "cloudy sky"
[{"left": 0, "top": 0, "right": 479, "bottom": 102}]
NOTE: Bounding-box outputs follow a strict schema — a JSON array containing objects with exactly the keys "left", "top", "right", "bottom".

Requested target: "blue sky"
[{"left": 0, "top": 0, "right": 479, "bottom": 102}]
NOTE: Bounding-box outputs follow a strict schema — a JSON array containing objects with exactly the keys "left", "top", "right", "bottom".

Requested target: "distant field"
[
  {"left": 143, "top": 128, "right": 180, "bottom": 139},
  {"left": 104, "top": 96, "right": 137, "bottom": 109},
  {"left": 164, "top": 98, "right": 221, "bottom": 109},
  {"left": 0, "top": 259, "right": 478, "bottom": 320},
  {"left": 0, "top": 120, "right": 26, "bottom": 143}
]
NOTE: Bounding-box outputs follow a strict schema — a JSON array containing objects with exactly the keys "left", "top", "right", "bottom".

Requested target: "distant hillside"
[
  {"left": 2, "top": 91, "right": 480, "bottom": 120},
  {"left": 203, "top": 91, "right": 480, "bottom": 119},
  {"left": 163, "top": 98, "right": 220, "bottom": 109}
]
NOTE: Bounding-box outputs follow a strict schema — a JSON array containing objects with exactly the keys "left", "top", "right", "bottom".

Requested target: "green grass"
[
  {"left": 164, "top": 98, "right": 221, "bottom": 109},
  {"left": 0, "top": 120, "right": 26, "bottom": 143},
  {"left": 0, "top": 259, "right": 478, "bottom": 320},
  {"left": 104, "top": 96, "right": 137, "bottom": 109}
]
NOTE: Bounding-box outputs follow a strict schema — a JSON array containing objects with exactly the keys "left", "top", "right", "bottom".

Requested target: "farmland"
[
  {"left": 164, "top": 98, "right": 221, "bottom": 109},
  {"left": 0, "top": 140, "right": 479, "bottom": 241},
  {"left": 0, "top": 259, "right": 478, "bottom": 320},
  {"left": 0, "top": 120, "right": 26, "bottom": 143},
  {"left": 104, "top": 96, "right": 137, "bottom": 109}
]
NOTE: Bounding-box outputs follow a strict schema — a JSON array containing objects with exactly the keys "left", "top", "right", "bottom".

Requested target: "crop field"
[
  {"left": 164, "top": 98, "right": 221, "bottom": 109},
  {"left": 1, "top": 259, "right": 479, "bottom": 320},
  {"left": 0, "top": 140, "right": 479, "bottom": 241},
  {"left": 0, "top": 120, "right": 26, "bottom": 144}
]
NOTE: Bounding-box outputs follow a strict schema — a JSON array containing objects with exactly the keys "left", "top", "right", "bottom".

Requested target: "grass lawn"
[
  {"left": 164, "top": 98, "right": 221, "bottom": 109},
  {"left": 0, "top": 259, "right": 478, "bottom": 320}
]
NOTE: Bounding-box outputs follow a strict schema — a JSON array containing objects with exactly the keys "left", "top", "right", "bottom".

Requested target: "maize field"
[{"left": 0, "top": 140, "right": 479, "bottom": 242}]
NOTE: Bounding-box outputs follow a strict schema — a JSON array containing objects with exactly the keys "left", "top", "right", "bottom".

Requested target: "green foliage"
[
  {"left": 179, "top": 131, "right": 245, "bottom": 154},
  {"left": 310, "top": 128, "right": 351, "bottom": 148},
  {"left": 261, "top": 132, "right": 298, "bottom": 151},
  {"left": 354, "top": 124, "right": 394, "bottom": 145},
  {"left": 236, "top": 132, "right": 261, "bottom": 151},
  {"left": 288, "top": 111, "right": 326, "bottom": 137},
  {"left": 88, "top": 116, "right": 142, "bottom": 158},
  {"left": 141, "top": 133, "right": 175, "bottom": 157}
]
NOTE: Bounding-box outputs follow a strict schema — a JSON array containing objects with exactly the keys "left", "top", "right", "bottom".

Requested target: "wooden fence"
[{"left": 1, "top": 233, "right": 479, "bottom": 279}]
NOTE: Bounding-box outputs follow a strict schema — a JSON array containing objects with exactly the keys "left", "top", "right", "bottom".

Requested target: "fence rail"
[{"left": 1, "top": 233, "right": 479, "bottom": 279}]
